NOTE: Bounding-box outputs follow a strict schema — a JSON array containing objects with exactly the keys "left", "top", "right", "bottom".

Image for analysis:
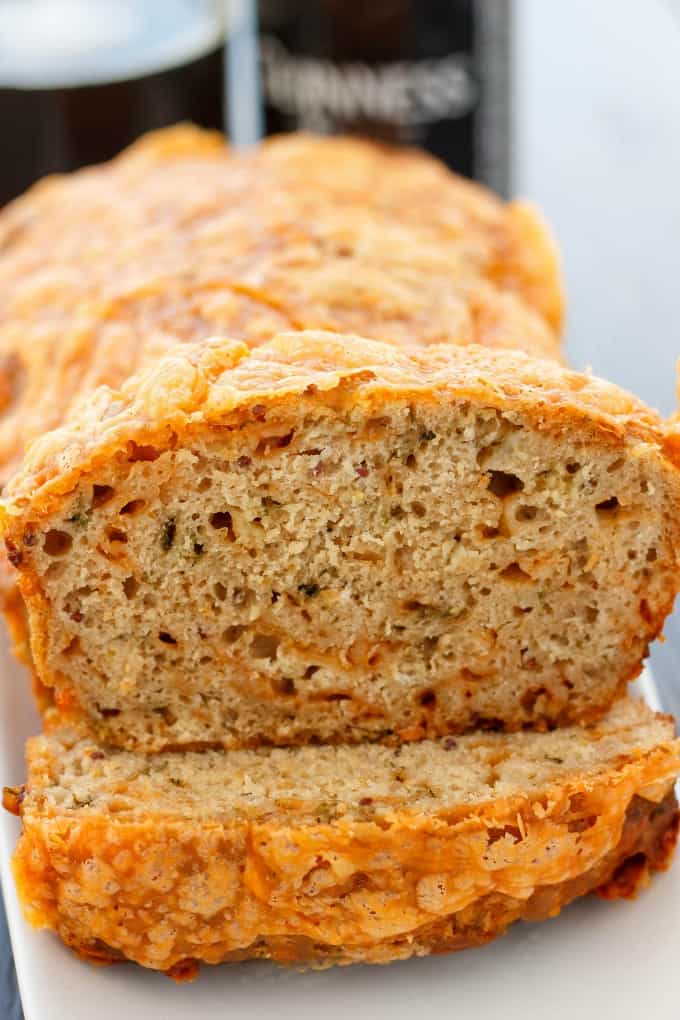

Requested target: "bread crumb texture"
[
  {"left": 10, "top": 698, "right": 680, "bottom": 972},
  {"left": 3, "top": 333, "right": 680, "bottom": 749}
]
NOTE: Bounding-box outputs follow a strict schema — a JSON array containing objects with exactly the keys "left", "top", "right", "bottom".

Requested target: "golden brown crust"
[
  {"left": 2, "top": 331, "right": 674, "bottom": 519},
  {"left": 65, "top": 792, "right": 679, "bottom": 977},
  {"left": 0, "top": 125, "right": 563, "bottom": 491},
  {"left": 10, "top": 706, "right": 680, "bottom": 973}
]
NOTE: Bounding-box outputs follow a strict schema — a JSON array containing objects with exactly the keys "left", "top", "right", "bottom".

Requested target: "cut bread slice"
[
  {"left": 6, "top": 697, "right": 679, "bottom": 975},
  {"left": 0, "top": 125, "right": 562, "bottom": 490},
  {"left": 3, "top": 333, "right": 680, "bottom": 751}
]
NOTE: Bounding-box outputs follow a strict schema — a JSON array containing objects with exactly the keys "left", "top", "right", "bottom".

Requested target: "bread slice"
[
  {"left": 0, "top": 124, "right": 562, "bottom": 490},
  {"left": 6, "top": 697, "right": 679, "bottom": 975},
  {"left": 2, "top": 333, "right": 680, "bottom": 751}
]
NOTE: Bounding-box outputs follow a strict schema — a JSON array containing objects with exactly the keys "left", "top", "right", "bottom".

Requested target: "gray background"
[
  {"left": 515, "top": 0, "right": 680, "bottom": 710},
  {"left": 2, "top": 1, "right": 680, "bottom": 1016}
]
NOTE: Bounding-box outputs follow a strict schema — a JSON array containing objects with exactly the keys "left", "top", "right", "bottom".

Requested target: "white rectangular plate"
[{"left": 1, "top": 632, "right": 678, "bottom": 1020}]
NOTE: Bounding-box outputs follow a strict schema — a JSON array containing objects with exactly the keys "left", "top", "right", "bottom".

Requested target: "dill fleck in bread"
[
  {"left": 6, "top": 698, "right": 679, "bottom": 975},
  {"left": 0, "top": 124, "right": 562, "bottom": 490},
  {"left": 3, "top": 332, "right": 680, "bottom": 751}
]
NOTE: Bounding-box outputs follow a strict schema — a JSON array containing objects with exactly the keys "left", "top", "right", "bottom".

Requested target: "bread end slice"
[{"left": 6, "top": 697, "right": 680, "bottom": 974}]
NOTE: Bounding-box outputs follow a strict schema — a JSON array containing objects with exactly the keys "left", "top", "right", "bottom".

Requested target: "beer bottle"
[{"left": 256, "top": 0, "right": 511, "bottom": 194}]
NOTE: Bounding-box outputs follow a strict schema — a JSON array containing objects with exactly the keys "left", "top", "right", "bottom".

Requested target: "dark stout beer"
[
  {"left": 0, "top": 0, "right": 225, "bottom": 206},
  {"left": 256, "top": 0, "right": 511, "bottom": 194}
]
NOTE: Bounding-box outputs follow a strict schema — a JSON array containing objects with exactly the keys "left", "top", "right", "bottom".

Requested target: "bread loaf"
[
  {"left": 7, "top": 697, "right": 679, "bottom": 974},
  {"left": 0, "top": 125, "right": 564, "bottom": 686},
  {"left": 0, "top": 125, "right": 562, "bottom": 489},
  {"left": 3, "top": 332, "right": 680, "bottom": 750}
]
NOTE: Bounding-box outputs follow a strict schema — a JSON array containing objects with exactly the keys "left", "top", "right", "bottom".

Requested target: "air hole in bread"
[
  {"left": 198, "top": 477, "right": 212, "bottom": 492},
  {"left": 411, "top": 501, "right": 426, "bottom": 518},
  {"left": 256, "top": 431, "right": 294, "bottom": 455},
  {"left": 91, "top": 485, "right": 115, "bottom": 509},
  {"left": 403, "top": 599, "right": 432, "bottom": 612},
  {"left": 97, "top": 705, "right": 120, "bottom": 717},
  {"left": 595, "top": 496, "right": 619, "bottom": 515},
  {"left": 223, "top": 625, "right": 245, "bottom": 644},
  {"left": 251, "top": 633, "right": 279, "bottom": 660},
  {"left": 106, "top": 527, "right": 127, "bottom": 544},
  {"left": 160, "top": 519, "right": 176, "bottom": 550},
  {"left": 128, "top": 442, "right": 160, "bottom": 462},
  {"left": 62, "top": 636, "right": 81, "bottom": 657},
  {"left": 419, "top": 689, "right": 437, "bottom": 708},
  {"left": 119, "top": 499, "right": 146, "bottom": 516},
  {"left": 123, "top": 577, "right": 138, "bottom": 599},
  {"left": 154, "top": 705, "right": 177, "bottom": 726},
  {"left": 213, "top": 582, "right": 227, "bottom": 601},
  {"left": 159, "top": 631, "right": 177, "bottom": 645},
  {"left": 271, "top": 676, "right": 296, "bottom": 696},
  {"left": 500, "top": 562, "right": 531, "bottom": 582},
  {"left": 481, "top": 525, "right": 502, "bottom": 539},
  {"left": 44, "top": 530, "right": 73, "bottom": 556},
  {"left": 210, "top": 512, "right": 235, "bottom": 540},
  {"left": 488, "top": 470, "right": 524, "bottom": 498},
  {"left": 520, "top": 685, "right": 548, "bottom": 713}
]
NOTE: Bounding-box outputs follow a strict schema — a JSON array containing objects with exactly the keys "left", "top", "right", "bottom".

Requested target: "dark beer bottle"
[
  {"left": 0, "top": 0, "right": 225, "bottom": 206},
  {"left": 255, "top": 0, "right": 511, "bottom": 194}
]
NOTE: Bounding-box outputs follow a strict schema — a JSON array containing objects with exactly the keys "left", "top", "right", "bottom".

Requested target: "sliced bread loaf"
[
  {"left": 6, "top": 697, "right": 679, "bottom": 975},
  {"left": 2, "top": 333, "right": 680, "bottom": 750}
]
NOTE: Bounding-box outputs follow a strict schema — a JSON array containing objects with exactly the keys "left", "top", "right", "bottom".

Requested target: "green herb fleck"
[
  {"left": 313, "top": 802, "right": 335, "bottom": 823},
  {"left": 420, "top": 430, "right": 436, "bottom": 442},
  {"left": 298, "top": 583, "right": 319, "bottom": 597},
  {"left": 72, "top": 795, "right": 94, "bottom": 808},
  {"left": 67, "top": 510, "right": 90, "bottom": 528},
  {"left": 161, "top": 518, "right": 176, "bottom": 551}
]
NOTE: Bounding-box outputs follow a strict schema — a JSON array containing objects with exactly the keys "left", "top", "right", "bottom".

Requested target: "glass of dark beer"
[{"left": 0, "top": 0, "right": 225, "bottom": 207}]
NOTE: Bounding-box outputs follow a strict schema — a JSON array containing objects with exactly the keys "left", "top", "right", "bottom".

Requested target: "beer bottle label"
[{"left": 257, "top": 1, "right": 511, "bottom": 194}]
